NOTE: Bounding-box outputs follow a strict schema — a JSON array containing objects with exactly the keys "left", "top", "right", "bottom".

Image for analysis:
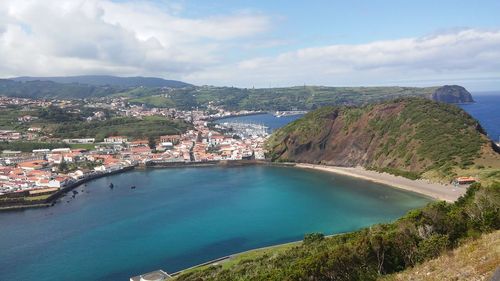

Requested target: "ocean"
[{"left": 0, "top": 166, "right": 430, "bottom": 280}]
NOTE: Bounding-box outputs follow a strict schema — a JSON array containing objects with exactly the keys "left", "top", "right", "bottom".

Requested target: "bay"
[{"left": 0, "top": 166, "right": 430, "bottom": 281}]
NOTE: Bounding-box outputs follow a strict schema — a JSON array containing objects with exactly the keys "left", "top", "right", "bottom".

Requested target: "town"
[{"left": 0, "top": 96, "right": 269, "bottom": 202}]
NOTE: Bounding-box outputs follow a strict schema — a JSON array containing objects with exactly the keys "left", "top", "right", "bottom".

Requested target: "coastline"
[
  {"left": 294, "top": 163, "right": 466, "bottom": 202},
  {"left": 0, "top": 165, "right": 135, "bottom": 211}
]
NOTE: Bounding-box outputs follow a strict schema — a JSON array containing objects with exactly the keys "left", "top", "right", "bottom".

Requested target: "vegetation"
[
  {"left": 381, "top": 230, "right": 500, "bottom": 281},
  {"left": 267, "top": 98, "right": 499, "bottom": 183},
  {"left": 176, "top": 183, "right": 500, "bottom": 281},
  {"left": 0, "top": 141, "right": 69, "bottom": 152},
  {"left": 50, "top": 116, "right": 192, "bottom": 140},
  {"left": 1, "top": 78, "right": 460, "bottom": 111},
  {"left": 125, "top": 86, "right": 440, "bottom": 110}
]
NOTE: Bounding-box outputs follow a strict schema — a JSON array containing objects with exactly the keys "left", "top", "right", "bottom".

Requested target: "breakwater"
[{"left": 0, "top": 165, "right": 134, "bottom": 211}]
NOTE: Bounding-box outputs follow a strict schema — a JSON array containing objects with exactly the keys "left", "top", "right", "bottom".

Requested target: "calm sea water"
[
  {"left": 460, "top": 94, "right": 500, "bottom": 142},
  {"left": 0, "top": 166, "right": 430, "bottom": 281},
  {"left": 216, "top": 113, "right": 303, "bottom": 132}
]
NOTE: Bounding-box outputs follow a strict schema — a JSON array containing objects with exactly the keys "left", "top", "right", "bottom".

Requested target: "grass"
[
  {"left": 50, "top": 116, "right": 192, "bottom": 140},
  {"left": 177, "top": 241, "right": 299, "bottom": 276},
  {"left": 380, "top": 230, "right": 500, "bottom": 281},
  {"left": 129, "top": 95, "right": 175, "bottom": 107},
  {"left": 68, "top": 143, "right": 98, "bottom": 150}
]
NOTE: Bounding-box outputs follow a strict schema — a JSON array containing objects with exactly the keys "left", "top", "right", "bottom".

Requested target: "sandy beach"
[{"left": 295, "top": 164, "right": 466, "bottom": 202}]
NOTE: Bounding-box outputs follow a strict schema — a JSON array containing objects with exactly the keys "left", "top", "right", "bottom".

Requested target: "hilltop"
[
  {"left": 127, "top": 85, "right": 473, "bottom": 110},
  {"left": 11, "top": 75, "right": 192, "bottom": 88},
  {"left": 267, "top": 98, "right": 500, "bottom": 184},
  {"left": 0, "top": 76, "right": 473, "bottom": 110}
]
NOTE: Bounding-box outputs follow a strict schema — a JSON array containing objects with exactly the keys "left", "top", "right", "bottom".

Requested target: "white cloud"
[
  {"left": 0, "top": 1, "right": 499, "bottom": 90},
  {"left": 186, "top": 29, "right": 500, "bottom": 89},
  {"left": 0, "top": 0, "right": 270, "bottom": 77}
]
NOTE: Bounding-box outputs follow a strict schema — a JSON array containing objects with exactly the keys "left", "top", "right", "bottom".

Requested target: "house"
[
  {"left": 48, "top": 177, "right": 69, "bottom": 188},
  {"left": 130, "top": 270, "right": 172, "bottom": 281},
  {"left": 0, "top": 130, "right": 21, "bottom": 141},
  {"left": 453, "top": 177, "right": 477, "bottom": 185},
  {"left": 47, "top": 154, "right": 63, "bottom": 164},
  {"left": 160, "top": 135, "right": 181, "bottom": 145},
  {"left": 18, "top": 160, "right": 48, "bottom": 171},
  {"left": 51, "top": 148, "right": 71, "bottom": 153},
  {"left": 209, "top": 135, "right": 224, "bottom": 146},
  {"left": 62, "top": 138, "right": 95, "bottom": 144},
  {"left": 28, "top": 127, "right": 42, "bottom": 132},
  {"left": 32, "top": 149, "right": 50, "bottom": 154},
  {"left": 129, "top": 140, "right": 149, "bottom": 147},
  {"left": 104, "top": 136, "right": 128, "bottom": 144}
]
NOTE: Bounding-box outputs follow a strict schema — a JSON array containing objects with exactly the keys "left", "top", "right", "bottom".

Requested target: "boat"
[{"left": 130, "top": 185, "right": 136, "bottom": 189}]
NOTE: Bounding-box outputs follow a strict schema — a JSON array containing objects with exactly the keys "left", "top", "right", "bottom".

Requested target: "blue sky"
[{"left": 1, "top": 0, "right": 500, "bottom": 90}]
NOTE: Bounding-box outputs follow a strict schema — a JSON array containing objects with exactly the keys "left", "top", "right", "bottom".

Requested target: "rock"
[{"left": 430, "top": 85, "right": 474, "bottom": 103}]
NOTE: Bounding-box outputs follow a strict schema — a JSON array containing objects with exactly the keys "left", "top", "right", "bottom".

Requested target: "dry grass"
[{"left": 381, "top": 230, "right": 500, "bottom": 281}]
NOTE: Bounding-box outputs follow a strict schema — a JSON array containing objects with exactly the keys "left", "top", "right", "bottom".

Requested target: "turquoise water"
[{"left": 0, "top": 166, "right": 430, "bottom": 281}]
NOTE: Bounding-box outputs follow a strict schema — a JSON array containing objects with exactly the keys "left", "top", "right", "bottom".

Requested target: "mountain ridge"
[{"left": 10, "top": 75, "right": 192, "bottom": 88}]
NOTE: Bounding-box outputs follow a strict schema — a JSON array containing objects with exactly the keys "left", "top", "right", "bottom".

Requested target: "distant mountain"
[
  {"left": 11, "top": 75, "right": 192, "bottom": 88},
  {"left": 0, "top": 79, "right": 121, "bottom": 99},
  {"left": 0, "top": 77, "right": 474, "bottom": 109}
]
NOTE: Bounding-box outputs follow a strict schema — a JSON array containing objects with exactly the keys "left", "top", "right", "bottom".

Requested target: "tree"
[
  {"left": 58, "top": 158, "right": 68, "bottom": 173},
  {"left": 148, "top": 136, "right": 157, "bottom": 150},
  {"left": 303, "top": 233, "right": 324, "bottom": 245}
]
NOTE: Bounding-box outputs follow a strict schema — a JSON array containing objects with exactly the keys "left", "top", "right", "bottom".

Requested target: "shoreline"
[
  {"left": 0, "top": 165, "right": 134, "bottom": 211},
  {"left": 1, "top": 160, "right": 462, "bottom": 211},
  {"left": 294, "top": 163, "right": 466, "bottom": 202}
]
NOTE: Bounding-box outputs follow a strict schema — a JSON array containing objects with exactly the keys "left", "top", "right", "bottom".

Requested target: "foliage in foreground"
[{"left": 176, "top": 183, "right": 500, "bottom": 281}]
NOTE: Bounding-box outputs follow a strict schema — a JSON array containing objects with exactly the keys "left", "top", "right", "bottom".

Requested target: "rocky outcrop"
[
  {"left": 429, "top": 85, "right": 474, "bottom": 103},
  {"left": 267, "top": 98, "right": 495, "bottom": 180}
]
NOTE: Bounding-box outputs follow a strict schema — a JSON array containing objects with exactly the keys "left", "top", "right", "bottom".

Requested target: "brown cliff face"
[{"left": 267, "top": 98, "right": 496, "bottom": 180}]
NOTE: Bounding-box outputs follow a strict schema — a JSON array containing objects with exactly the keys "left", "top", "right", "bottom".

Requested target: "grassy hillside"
[
  {"left": 129, "top": 86, "right": 441, "bottom": 110},
  {"left": 12, "top": 75, "right": 191, "bottom": 88},
  {"left": 380, "top": 230, "right": 499, "bottom": 281},
  {"left": 0, "top": 104, "right": 191, "bottom": 142},
  {"left": 49, "top": 116, "right": 191, "bottom": 141},
  {"left": 267, "top": 98, "right": 500, "bottom": 184},
  {"left": 1, "top": 79, "right": 472, "bottom": 111},
  {"left": 176, "top": 183, "right": 500, "bottom": 281}
]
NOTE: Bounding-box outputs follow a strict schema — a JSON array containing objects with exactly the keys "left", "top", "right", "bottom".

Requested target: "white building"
[{"left": 104, "top": 136, "right": 128, "bottom": 144}]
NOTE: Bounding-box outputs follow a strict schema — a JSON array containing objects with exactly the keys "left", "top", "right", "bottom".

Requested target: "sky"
[{"left": 1, "top": 0, "right": 500, "bottom": 91}]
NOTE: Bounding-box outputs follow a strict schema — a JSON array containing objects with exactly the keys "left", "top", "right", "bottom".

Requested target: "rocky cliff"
[
  {"left": 267, "top": 98, "right": 499, "bottom": 181},
  {"left": 429, "top": 85, "right": 474, "bottom": 103}
]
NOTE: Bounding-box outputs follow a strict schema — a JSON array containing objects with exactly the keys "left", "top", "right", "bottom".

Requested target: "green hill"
[
  {"left": 267, "top": 98, "right": 500, "bottom": 184},
  {"left": 380, "top": 230, "right": 499, "bottom": 281},
  {"left": 0, "top": 77, "right": 473, "bottom": 110},
  {"left": 11, "top": 75, "right": 191, "bottom": 88},
  {"left": 127, "top": 85, "right": 472, "bottom": 110}
]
